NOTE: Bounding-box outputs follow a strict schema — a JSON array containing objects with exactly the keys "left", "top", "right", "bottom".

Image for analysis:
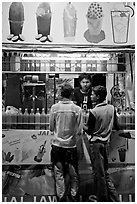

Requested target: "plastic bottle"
[
  {"left": 86, "top": 61, "right": 92, "bottom": 72},
  {"left": 2, "top": 52, "right": 6, "bottom": 71},
  {"left": 17, "top": 108, "right": 23, "bottom": 129},
  {"left": 31, "top": 54, "right": 35, "bottom": 71},
  {"left": 10, "top": 52, "right": 15, "bottom": 71},
  {"left": 118, "top": 54, "right": 126, "bottom": 71},
  {"left": 123, "top": 111, "right": 127, "bottom": 129},
  {"left": 131, "top": 110, "right": 135, "bottom": 130},
  {"left": 20, "top": 53, "right": 24, "bottom": 71},
  {"left": 75, "top": 60, "right": 81, "bottom": 72},
  {"left": 15, "top": 52, "right": 20, "bottom": 71},
  {"left": 97, "top": 60, "right": 101, "bottom": 72},
  {"left": 2, "top": 110, "right": 6, "bottom": 129},
  {"left": 92, "top": 61, "right": 97, "bottom": 71},
  {"left": 118, "top": 110, "right": 126, "bottom": 129},
  {"left": 101, "top": 60, "right": 107, "bottom": 71},
  {"left": 35, "top": 108, "right": 41, "bottom": 129},
  {"left": 107, "top": 58, "right": 112, "bottom": 72},
  {"left": 34, "top": 59, "right": 37, "bottom": 71},
  {"left": 28, "top": 54, "right": 32, "bottom": 71},
  {"left": 111, "top": 56, "right": 118, "bottom": 72},
  {"left": 40, "top": 60, "right": 45, "bottom": 72},
  {"left": 23, "top": 108, "right": 29, "bottom": 129},
  {"left": 5, "top": 111, "right": 11, "bottom": 129},
  {"left": 5, "top": 52, "right": 10, "bottom": 71},
  {"left": 36, "top": 59, "right": 40, "bottom": 71},
  {"left": 23, "top": 54, "right": 28, "bottom": 71},
  {"left": 125, "top": 108, "right": 131, "bottom": 130},
  {"left": 11, "top": 113, "right": 17, "bottom": 129},
  {"left": 29, "top": 108, "right": 35, "bottom": 129},
  {"left": 40, "top": 108, "right": 46, "bottom": 129},
  {"left": 46, "top": 114, "right": 49, "bottom": 130}
]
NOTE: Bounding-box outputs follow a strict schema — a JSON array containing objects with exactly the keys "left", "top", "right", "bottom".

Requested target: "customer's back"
[
  {"left": 49, "top": 83, "right": 82, "bottom": 148},
  {"left": 90, "top": 103, "right": 114, "bottom": 142}
]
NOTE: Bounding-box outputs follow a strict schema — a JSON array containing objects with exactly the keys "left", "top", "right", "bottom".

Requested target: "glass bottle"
[
  {"left": 22, "top": 108, "right": 29, "bottom": 129},
  {"left": 5, "top": 111, "right": 11, "bottom": 129},
  {"left": 2, "top": 52, "right": 6, "bottom": 71},
  {"left": 111, "top": 54, "right": 118, "bottom": 72},
  {"left": 35, "top": 108, "right": 41, "bottom": 130},
  {"left": 5, "top": 52, "right": 10, "bottom": 71},
  {"left": 15, "top": 52, "right": 20, "bottom": 71},
  {"left": 29, "top": 108, "right": 35, "bottom": 129},
  {"left": 2, "top": 110, "right": 6, "bottom": 129},
  {"left": 131, "top": 110, "right": 135, "bottom": 129},
  {"left": 10, "top": 52, "right": 15, "bottom": 71},
  {"left": 46, "top": 114, "right": 49, "bottom": 130},
  {"left": 11, "top": 113, "right": 17, "bottom": 129},
  {"left": 40, "top": 108, "right": 46, "bottom": 130},
  {"left": 17, "top": 108, "right": 23, "bottom": 129},
  {"left": 126, "top": 108, "right": 131, "bottom": 130}
]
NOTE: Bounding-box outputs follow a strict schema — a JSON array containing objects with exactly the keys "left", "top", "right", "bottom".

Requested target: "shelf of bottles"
[
  {"left": 2, "top": 106, "right": 135, "bottom": 130},
  {"left": 2, "top": 107, "right": 50, "bottom": 130},
  {"left": 112, "top": 71, "right": 135, "bottom": 130},
  {"left": 2, "top": 51, "right": 127, "bottom": 73},
  {"left": 117, "top": 109, "right": 135, "bottom": 130}
]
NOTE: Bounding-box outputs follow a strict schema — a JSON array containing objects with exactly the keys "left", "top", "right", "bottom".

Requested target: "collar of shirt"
[
  {"left": 59, "top": 99, "right": 73, "bottom": 104},
  {"left": 80, "top": 89, "right": 91, "bottom": 95},
  {"left": 95, "top": 102, "right": 107, "bottom": 108}
]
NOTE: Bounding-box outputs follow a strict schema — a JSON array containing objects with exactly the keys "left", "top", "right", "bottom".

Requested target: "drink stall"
[{"left": 2, "top": 2, "right": 135, "bottom": 202}]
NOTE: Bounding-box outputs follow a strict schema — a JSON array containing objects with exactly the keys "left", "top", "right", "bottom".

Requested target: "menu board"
[{"left": 2, "top": 2, "right": 135, "bottom": 45}]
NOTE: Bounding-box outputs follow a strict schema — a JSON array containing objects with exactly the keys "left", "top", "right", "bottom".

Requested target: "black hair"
[
  {"left": 60, "top": 83, "right": 74, "bottom": 99},
  {"left": 92, "top": 85, "right": 107, "bottom": 103},
  {"left": 79, "top": 73, "right": 92, "bottom": 83}
]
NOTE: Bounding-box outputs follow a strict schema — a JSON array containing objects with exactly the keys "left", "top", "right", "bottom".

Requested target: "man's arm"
[
  {"left": 49, "top": 107, "right": 55, "bottom": 132},
  {"left": 83, "top": 112, "right": 96, "bottom": 135},
  {"left": 76, "top": 109, "right": 83, "bottom": 135}
]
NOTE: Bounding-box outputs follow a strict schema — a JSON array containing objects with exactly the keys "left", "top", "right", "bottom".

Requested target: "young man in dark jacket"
[
  {"left": 72, "top": 73, "right": 92, "bottom": 110},
  {"left": 84, "top": 85, "right": 120, "bottom": 202}
]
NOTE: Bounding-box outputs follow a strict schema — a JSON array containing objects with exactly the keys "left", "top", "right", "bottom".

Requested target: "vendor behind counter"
[{"left": 72, "top": 73, "right": 106, "bottom": 109}]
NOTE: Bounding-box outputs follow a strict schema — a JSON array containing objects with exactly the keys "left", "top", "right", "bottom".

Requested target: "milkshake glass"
[
  {"left": 9, "top": 2, "right": 24, "bottom": 35},
  {"left": 36, "top": 3, "right": 51, "bottom": 36},
  {"left": 63, "top": 2, "right": 77, "bottom": 40}
]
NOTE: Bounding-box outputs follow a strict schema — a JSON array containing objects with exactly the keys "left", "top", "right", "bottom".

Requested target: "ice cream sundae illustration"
[
  {"left": 84, "top": 2, "right": 105, "bottom": 43},
  {"left": 7, "top": 2, "right": 25, "bottom": 42},
  {"left": 35, "top": 2, "right": 53, "bottom": 43},
  {"left": 63, "top": 2, "right": 77, "bottom": 42}
]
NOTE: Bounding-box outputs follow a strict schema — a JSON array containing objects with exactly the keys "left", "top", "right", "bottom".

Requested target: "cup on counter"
[{"left": 118, "top": 148, "right": 126, "bottom": 162}]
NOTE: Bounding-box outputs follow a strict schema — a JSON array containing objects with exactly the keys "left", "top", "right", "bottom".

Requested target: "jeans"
[
  {"left": 89, "top": 142, "right": 119, "bottom": 202},
  {"left": 51, "top": 145, "right": 78, "bottom": 200}
]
